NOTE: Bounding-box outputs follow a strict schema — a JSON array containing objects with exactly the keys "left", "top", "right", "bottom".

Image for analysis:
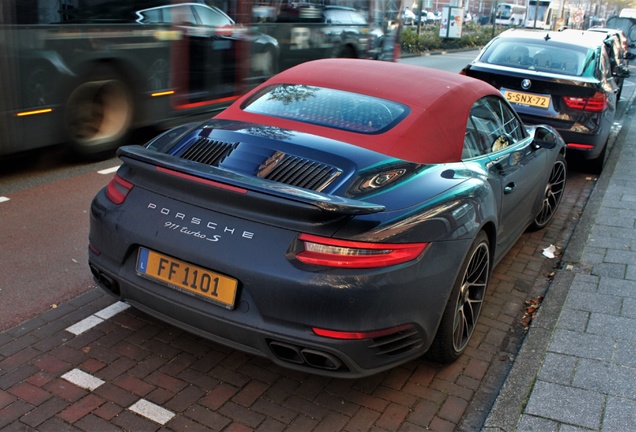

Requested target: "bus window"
[
  {"left": 495, "top": 4, "right": 526, "bottom": 27},
  {"left": 525, "top": 0, "right": 555, "bottom": 30},
  {"left": 0, "top": 0, "right": 397, "bottom": 159}
]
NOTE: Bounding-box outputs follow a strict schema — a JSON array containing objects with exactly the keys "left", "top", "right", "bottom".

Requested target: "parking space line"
[
  {"left": 95, "top": 301, "right": 130, "bottom": 319},
  {"left": 62, "top": 368, "right": 105, "bottom": 391},
  {"left": 65, "top": 315, "right": 105, "bottom": 336},
  {"left": 129, "top": 399, "right": 175, "bottom": 425},
  {"left": 65, "top": 301, "right": 130, "bottom": 335}
]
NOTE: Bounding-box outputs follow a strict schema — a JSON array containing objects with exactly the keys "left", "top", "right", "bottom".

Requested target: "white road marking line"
[
  {"left": 95, "top": 301, "right": 130, "bottom": 320},
  {"left": 65, "top": 301, "right": 130, "bottom": 335},
  {"left": 0, "top": 197, "right": 9, "bottom": 203},
  {"left": 62, "top": 369, "right": 105, "bottom": 391},
  {"left": 66, "top": 315, "right": 105, "bottom": 336},
  {"left": 98, "top": 166, "right": 120, "bottom": 175},
  {"left": 129, "top": 399, "right": 175, "bottom": 425}
]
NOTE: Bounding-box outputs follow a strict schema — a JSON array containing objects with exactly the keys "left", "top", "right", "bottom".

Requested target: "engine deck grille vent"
[
  {"left": 258, "top": 151, "right": 341, "bottom": 192},
  {"left": 179, "top": 138, "right": 238, "bottom": 166}
]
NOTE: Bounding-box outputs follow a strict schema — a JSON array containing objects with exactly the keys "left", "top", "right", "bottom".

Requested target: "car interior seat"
[
  {"left": 533, "top": 51, "right": 553, "bottom": 70},
  {"left": 509, "top": 46, "right": 531, "bottom": 67},
  {"left": 560, "top": 51, "right": 579, "bottom": 74}
]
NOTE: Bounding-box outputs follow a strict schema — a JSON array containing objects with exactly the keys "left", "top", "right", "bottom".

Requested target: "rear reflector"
[
  {"left": 313, "top": 324, "right": 414, "bottom": 340},
  {"left": 567, "top": 143, "right": 595, "bottom": 150},
  {"left": 89, "top": 243, "right": 101, "bottom": 255},
  {"left": 563, "top": 92, "right": 607, "bottom": 112},
  {"left": 105, "top": 174, "right": 133, "bottom": 205},
  {"left": 296, "top": 233, "right": 427, "bottom": 268}
]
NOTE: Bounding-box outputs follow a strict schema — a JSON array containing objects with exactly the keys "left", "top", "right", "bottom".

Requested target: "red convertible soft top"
[{"left": 216, "top": 59, "right": 502, "bottom": 164}]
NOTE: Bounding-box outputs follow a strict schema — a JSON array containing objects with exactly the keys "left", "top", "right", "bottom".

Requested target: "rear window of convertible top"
[{"left": 242, "top": 84, "right": 409, "bottom": 134}]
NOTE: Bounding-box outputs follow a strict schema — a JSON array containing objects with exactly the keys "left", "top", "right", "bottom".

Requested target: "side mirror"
[{"left": 532, "top": 126, "right": 558, "bottom": 149}]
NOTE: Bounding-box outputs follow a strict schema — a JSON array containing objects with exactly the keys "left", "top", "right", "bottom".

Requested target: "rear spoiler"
[{"left": 118, "top": 146, "right": 385, "bottom": 215}]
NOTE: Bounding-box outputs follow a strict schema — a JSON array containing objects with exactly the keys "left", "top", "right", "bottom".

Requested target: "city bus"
[
  {"left": 525, "top": 0, "right": 556, "bottom": 29},
  {"left": 495, "top": 3, "right": 526, "bottom": 26},
  {"left": 0, "top": 0, "right": 399, "bottom": 158}
]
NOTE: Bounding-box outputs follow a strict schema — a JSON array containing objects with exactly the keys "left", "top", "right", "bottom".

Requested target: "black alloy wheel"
[
  {"left": 427, "top": 231, "right": 490, "bottom": 363},
  {"left": 530, "top": 154, "right": 567, "bottom": 230}
]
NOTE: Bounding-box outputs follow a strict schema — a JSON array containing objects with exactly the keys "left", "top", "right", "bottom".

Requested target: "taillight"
[
  {"left": 215, "top": 25, "right": 234, "bottom": 37},
  {"left": 296, "top": 234, "right": 427, "bottom": 269},
  {"left": 563, "top": 92, "right": 607, "bottom": 112},
  {"left": 105, "top": 174, "right": 133, "bottom": 205}
]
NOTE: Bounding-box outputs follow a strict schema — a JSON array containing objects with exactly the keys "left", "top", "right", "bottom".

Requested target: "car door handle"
[{"left": 504, "top": 183, "right": 516, "bottom": 194}]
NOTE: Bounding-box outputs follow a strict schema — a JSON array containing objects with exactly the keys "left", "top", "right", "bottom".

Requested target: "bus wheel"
[
  {"left": 65, "top": 69, "right": 134, "bottom": 157},
  {"left": 338, "top": 46, "right": 357, "bottom": 58}
]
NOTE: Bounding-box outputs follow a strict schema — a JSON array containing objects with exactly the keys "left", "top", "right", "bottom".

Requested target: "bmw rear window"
[
  {"left": 481, "top": 39, "right": 597, "bottom": 77},
  {"left": 242, "top": 84, "right": 409, "bottom": 134}
]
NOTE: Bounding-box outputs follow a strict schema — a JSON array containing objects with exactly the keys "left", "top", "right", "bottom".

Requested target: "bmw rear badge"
[{"left": 521, "top": 79, "right": 532, "bottom": 90}]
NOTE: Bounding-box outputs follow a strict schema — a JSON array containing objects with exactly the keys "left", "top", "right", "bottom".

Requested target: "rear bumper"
[
  {"left": 89, "top": 258, "right": 436, "bottom": 378},
  {"left": 519, "top": 114, "right": 611, "bottom": 160}
]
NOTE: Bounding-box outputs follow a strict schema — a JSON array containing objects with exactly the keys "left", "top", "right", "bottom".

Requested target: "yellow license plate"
[
  {"left": 504, "top": 90, "right": 551, "bottom": 109},
  {"left": 136, "top": 247, "right": 238, "bottom": 309}
]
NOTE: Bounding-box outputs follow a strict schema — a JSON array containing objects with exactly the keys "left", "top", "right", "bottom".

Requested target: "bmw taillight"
[
  {"left": 105, "top": 174, "right": 133, "bottom": 205},
  {"left": 563, "top": 92, "right": 608, "bottom": 112},
  {"left": 567, "top": 143, "right": 595, "bottom": 150},
  {"left": 296, "top": 233, "right": 427, "bottom": 269}
]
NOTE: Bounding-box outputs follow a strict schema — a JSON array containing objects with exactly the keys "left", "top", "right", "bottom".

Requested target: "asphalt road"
[{"left": 0, "top": 129, "right": 156, "bottom": 331}]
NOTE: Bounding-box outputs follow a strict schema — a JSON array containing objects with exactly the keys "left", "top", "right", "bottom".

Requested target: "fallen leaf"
[{"left": 521, "top": 296, "right": 544, "bottom": 328}]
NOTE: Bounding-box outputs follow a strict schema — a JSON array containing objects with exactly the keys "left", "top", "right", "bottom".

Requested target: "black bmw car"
[
  {"left": 462, "top": 29, "right": 622, "bottom": 173},
  {"left": 89, "top": 59, "right": 567, "bottom": 377}
]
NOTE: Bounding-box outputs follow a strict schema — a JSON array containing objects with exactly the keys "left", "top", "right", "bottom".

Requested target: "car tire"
[
  {"left": 427, "top": 231, "right": 490, "bottom": 364},
  {"left": 65, "top": 66, "right": 134, "bottom": 158},
  {"left": 528, "top": 153, "right": 567, "bottom": 231}
]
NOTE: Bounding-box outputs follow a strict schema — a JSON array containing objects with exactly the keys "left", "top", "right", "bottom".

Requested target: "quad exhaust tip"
[
  {"left": 89, "top": 264, "right": 120, "bottom": 296},
  {"left": 269, "top": 341, "right": 344, "bottom": 371}
]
